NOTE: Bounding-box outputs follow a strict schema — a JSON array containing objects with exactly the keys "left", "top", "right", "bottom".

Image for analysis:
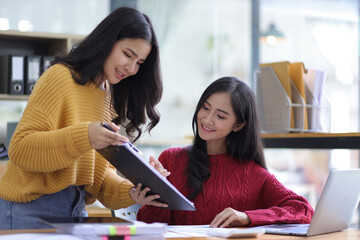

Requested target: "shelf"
[
  {"left": 0, "top": 30, "right": 83, "bottom": 100},
  {"left": 0, "top": 94, "right": 28, "bottom": 101},
  {"left": 0, "top": 30, "right": 83, "bottom": 56},
  {"left": 261, "top": 132, "right": 360, "bottom": 149}
]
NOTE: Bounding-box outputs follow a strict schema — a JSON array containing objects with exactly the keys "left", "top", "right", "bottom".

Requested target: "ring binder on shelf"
[
  {"left": 25, "top": 55, "right": 41, "bottom": 95},
  {"left": 0, "top": 55, "right": 25, "bottom": 95},
  {"left": 255, "top": 66, "right": 330, "bottom": 133},
  {"left": 41, "top": 55, "right": 54, "bottom": 74}
]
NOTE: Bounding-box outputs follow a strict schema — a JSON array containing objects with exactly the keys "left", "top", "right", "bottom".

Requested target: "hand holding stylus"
[{"left": 88, "top": 121, "right": 129, "bottom": 149}]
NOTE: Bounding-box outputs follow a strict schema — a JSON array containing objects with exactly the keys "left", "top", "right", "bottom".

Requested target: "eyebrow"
[
  {"left": 126, "top": 48, "right": 146, "bottom": 62},
  {"left": 204, "top": 101, "right": 230, "bottom": 115}
]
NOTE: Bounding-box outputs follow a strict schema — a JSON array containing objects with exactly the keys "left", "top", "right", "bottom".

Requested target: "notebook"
[
  {"left": 251, "top": 169, "right": 360, "bottom": 236},
  {"left": 97, "top": 143, "right": 195, "bottom": 211}
]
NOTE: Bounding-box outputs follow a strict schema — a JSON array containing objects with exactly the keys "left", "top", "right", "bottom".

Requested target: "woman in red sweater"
[{"left": 137, "top": 77, "right": 314, "bottom": 227}]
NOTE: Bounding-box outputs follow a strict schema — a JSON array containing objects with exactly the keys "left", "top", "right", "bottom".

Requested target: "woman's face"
[
  {"left": 197, "top": 92, "right": 243, "bottom": 146},
  {"left": 103, "top": 38, "right": 151, "bottom": 85}
]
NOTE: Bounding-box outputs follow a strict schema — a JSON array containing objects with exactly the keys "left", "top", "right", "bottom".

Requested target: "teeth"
[
  {"left": 116, "top": 68, "right": 124, "bottom": 77},
  {"left": 203, "top": 124, "right": 213, "bottom": 131}
]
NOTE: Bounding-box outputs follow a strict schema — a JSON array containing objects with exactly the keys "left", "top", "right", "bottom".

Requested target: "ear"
[{"left": 233, "top": 122, "right": 246, "bottom": 132}]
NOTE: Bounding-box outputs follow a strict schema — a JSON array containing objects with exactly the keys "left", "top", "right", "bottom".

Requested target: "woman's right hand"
[{"left": 88, "top": 122, "right": 129, "bottom": 149}]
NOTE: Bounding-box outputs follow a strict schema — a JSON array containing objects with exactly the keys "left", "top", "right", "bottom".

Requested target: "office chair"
[{"left": 111, "top": 204, "right": 142, "bottom": 221}]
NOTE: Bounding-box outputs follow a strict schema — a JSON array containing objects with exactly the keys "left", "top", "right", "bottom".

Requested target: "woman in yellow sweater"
[{"left": 0, "top": 7, "right": 168, "bottom": 230}]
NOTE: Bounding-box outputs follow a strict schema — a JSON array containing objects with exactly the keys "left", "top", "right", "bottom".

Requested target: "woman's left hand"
[
  {"left": 149, "top": 156, "right": 171, "bottom": 178},
  {"left": 129, "top": 183, "right": 168, "bottom": 208},
  {"left": 210, "top": 207, "right": 250, "bottom": 228}
]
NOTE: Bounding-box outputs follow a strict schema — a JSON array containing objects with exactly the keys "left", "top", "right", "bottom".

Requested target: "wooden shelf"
[
  {"left": 0, "top": 30, "right": 83, "bottom": 101},
  {"left": 0, "top": 94, "right": 28, "bottom": 101},
  {"left": 261, "top": 132, "right": 360, "bottom": 149},
  {"left": 0, "top": 30, "right": 83, "bottom": 56}
]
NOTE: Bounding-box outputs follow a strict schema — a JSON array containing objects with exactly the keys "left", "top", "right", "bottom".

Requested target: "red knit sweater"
[{"left": 137, "top": 147, "right": 314, "bottom": 226}]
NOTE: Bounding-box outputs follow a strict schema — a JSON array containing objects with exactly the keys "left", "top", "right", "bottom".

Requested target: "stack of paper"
[{"left": 40, "top": 217, "right": 167, "bottom": 240}]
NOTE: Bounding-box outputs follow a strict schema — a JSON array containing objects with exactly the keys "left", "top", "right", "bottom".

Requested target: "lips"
[
  {"left": 201, "top": 123, "right": 215, "bottom": 133},
  {"left": 116, "top": 68, "right": 125, "bottom": 79}
]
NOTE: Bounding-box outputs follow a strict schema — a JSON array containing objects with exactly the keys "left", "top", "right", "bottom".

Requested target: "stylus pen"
[{"left": 101, "top": 122, "right": 143, "bottom": 156}]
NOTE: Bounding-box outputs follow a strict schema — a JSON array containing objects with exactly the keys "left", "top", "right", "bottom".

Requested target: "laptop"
[{"left": 251, "top": 169, "right": 360, "bottom": 236}]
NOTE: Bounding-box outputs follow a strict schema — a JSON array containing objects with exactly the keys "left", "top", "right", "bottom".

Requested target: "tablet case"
[{"left": 97, "top": 143, "right": 196, "bottom": 211}]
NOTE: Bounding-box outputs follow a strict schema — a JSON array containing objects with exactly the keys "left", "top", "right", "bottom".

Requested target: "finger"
[
  {"left": 108, "top": 122, "right": 121, "bottom": 132},
  {"left": 106, "top": 132, "right": 129, "bottom": 145},
  {"left": 160, "top": 169, "right": 171, "bottom": 177},
  {"left": 129, "top": 187, "right": 137, "bottom": 200},
  {"left": 142, "top": 193, "right": 161, "bottom": 202},
  {"left": 101, "top": 122, "right": 129, "bottom": 145},
  {"left": 147, "top": 200, "right": 168, "bottom": 208},
  {"left": 210, "top": 211, "right": 232, "bottom": 228},
  {"left": 220, "top": 216, "right": 236, "bottom": 228},
  {"left": 138, "top": 187, "right": 151, "bottom": 202},
  {"left": 135, "top": 183, "right": 142, "bottom": 192},
  {"left": 210, "top": 213, "right": 224, "bottom": 228}
]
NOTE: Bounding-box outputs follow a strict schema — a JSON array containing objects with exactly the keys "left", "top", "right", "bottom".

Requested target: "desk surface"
[{"left": 0, "top": 228, "right": 359, "bottom": 239}]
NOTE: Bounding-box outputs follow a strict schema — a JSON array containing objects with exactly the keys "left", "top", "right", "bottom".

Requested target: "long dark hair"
[
  {"left": 186, "top": 77, "right": 266, "bottom": 199},
  {"left": 52, "top": 7, "right": 162, "bottom": 142}
]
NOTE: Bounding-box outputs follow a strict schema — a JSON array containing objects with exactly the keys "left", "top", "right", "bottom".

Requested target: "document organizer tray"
[{"left": 255, "top": 66, "right": 330, "bottom": 133}]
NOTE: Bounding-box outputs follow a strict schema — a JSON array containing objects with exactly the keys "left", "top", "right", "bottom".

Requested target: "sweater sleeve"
[
  {"left": 245, "top": 173, "right": 314, "bottom": 227},
  {"left": 96, "top": 165, "right": 136, "bottom": 209},
  {"left": 8, "top": 67, "right": 93, "bottom": 173}
]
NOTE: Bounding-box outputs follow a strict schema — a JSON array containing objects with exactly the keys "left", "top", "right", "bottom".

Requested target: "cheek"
[{"left": 197, "top": 110, "right": 206, "bottom": 119}]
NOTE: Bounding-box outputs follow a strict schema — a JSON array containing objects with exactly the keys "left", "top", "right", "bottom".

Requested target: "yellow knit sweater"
[{"left": 0, "top": 64, "right": 135, "bottom": 209}]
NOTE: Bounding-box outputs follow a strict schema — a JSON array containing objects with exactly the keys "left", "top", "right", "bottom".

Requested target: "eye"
[
  {"left": 217, "top": 115, "right": 225, "bottom": 119},
  {"left": 123, "top": 51, "right": 131, "bottom": 58},
  {"left": 202, "top": 105, "right": 209, "bottom": 111}
]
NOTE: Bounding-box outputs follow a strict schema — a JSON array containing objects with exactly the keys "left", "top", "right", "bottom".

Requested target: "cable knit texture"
[
  {"left": 137, "top": 147, "right": 314, "bottom": 226},
  {"left": 0, "top": 64, "right": 135, "bottom": 209}
]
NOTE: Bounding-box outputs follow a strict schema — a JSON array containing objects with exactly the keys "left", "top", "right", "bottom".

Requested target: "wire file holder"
[{"left": 255, "top": 66, "right": 330, "bottom": 133}]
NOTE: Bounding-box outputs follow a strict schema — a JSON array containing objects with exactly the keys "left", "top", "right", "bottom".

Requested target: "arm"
[
  {"left": 96, "top": 165, "right": 136, "bottom": 209},
  {"left": 9, "top": 105, "right": 93, "bottom": 172},
  {"left": 8, "top": 67, "right": 94, "bottom": 172},
  {"left": 244, "top": 174, "right": 314, "bottom": 227},
  {"left": 210, "top": 169, "right": 314, "bottom": 228}
]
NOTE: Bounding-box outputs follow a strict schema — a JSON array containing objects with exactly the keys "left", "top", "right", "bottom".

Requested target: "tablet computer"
[{"left": 97, "top": 143, "right": 196, "bottom": 211}]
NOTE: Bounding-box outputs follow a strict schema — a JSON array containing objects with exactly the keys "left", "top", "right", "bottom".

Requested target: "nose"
[
  {"left": 203, "top": 112, "right": 214, "bottom": 125},
  {"left": 125, "top": 61, "right": 138, "bottom": 75}
]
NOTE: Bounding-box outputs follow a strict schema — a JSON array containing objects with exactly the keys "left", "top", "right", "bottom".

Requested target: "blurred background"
[{"left": 0, "top": 0, "right": 359, "bottom": 225}]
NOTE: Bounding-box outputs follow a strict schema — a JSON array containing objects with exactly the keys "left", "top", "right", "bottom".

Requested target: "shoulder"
[
  {"left": 158, "top": 147, "right": 189, "bottom": 168},
  {"left": 159, "top": 147, "right": 189, "bottom": 161},
  {"left": 244, "top": 161, "right": 273, "bottom": 182},
  {"left": 32, "top": 64, "right": 74, "bottom": 93}
]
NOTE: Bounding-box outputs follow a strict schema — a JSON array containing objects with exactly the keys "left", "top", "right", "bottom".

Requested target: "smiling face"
[
  {"left": 197, "top": 91, "right": 244, "bottom": 154},
  {"left": 103, "top": 38, "right": 151, "bottom": 85}
]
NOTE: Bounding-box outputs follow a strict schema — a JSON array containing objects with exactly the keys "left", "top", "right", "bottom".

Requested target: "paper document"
[{"left": 0, "top": 233, "right": 82, "bottom": 240}]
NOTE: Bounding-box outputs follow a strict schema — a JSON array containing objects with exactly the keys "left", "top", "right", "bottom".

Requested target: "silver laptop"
[{"left": 251, "top": 169, "right": 360, "bottom": 236}]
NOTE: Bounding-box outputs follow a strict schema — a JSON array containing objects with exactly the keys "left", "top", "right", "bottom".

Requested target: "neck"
[{"left": 206, "top": 140, "right": 227, "bottom": 155}]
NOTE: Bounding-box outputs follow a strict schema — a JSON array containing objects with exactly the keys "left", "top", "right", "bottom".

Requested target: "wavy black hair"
[
  {"left": 52, "top": 7, "right": 162, "bottom": 142},
  {"left": 186, "top": 77, "right": 266, "bottom": 199}
]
